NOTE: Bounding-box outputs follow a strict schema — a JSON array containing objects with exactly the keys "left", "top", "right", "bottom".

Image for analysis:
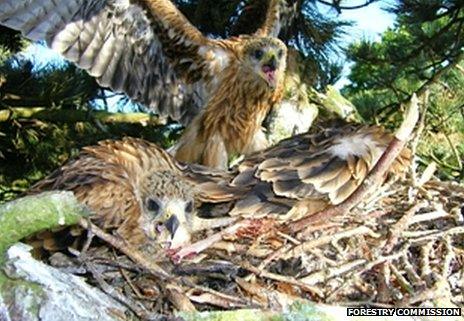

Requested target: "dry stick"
[
  {"left": 376, "top": 263, "right": 392, "bottom": 303},
  {"left": 383, "top": 202, "right": 428, "bottom": 253},
  {"left": 240, "top": 261, "right": 324, "bottom": 298},
  {"left": 188, "top": 284, "right": 251, "bottom": 309},
  {"left": 78, "top": 222, "right": 198, "bottom": 313},
  {"left": 440, "top": 236, "right": 455, "bottom": 280},
  {"left": 299, "top": 259, "right": 367, "bottom": 286},
  {"left": 420, "top": 241, "right": 435, "bottom": 286},
  {"left": 285, "top": 225, "right": 380, "bottom": 260},
  {"left": 85, "top": 262, "right": 167, "bottom": 321},
  {"left": 165, "top": 283, "right": 197, "bottom": 312},
  {"left": 410, "top": 90, "right": 429, "bottom": 185},
  {"left": 408, "top": 207, "right": 450, "bottom": 225},
  {"left": 78, "top": 218, "right": 170, "bottom": 279},
  {"left": 390, "top": 263, "right": 414, "bottom": 295},
  {"left": 401, "top": 254, "right": 424, "bottom": 287},
  {"left": 288, "top": 94, "right": 420, "bottom": 233},
  {"left": 408, "top": 226, "right": 464, "bottom": 244}
]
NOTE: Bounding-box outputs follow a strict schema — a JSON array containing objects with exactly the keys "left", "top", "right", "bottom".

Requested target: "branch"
[
  {"left": 316, "top": 0, "right": 379, "bottom": 12},
  {"left": 288, "top": 94, "right": 420, "bottom": 233},
  {"left": 0, "top": 191, "right": 90, "bottom": 264},
  {"left": 78, "top": 219, "right": 171, "bottom": 280},
  {"left": 0, "top": 107, "right": 165, "bottom": 125}
]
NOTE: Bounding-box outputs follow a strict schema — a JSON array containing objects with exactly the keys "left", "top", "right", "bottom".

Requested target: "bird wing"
[
  {"left": 228, "top": 124, "right": 411, "bottom": 218},
  {"left": 254, "top": 0, "right": 287, "bottom": 37},
  {"left": 0, "top": 0, "right": 228, "bottom": 123}
]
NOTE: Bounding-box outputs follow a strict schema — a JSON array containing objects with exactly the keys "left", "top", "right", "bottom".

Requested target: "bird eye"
[
  {"left": 253, "top": 49, "right": 264, "bottom": 60},
  {"left": 185, "top": 200, "right": 194, "bottom": 213},
  {"left": 277, "top": 49, "right": 284, "bottom": 58},
  {"left": 146, "top": 198, "right": 160, "bottom": 213}
]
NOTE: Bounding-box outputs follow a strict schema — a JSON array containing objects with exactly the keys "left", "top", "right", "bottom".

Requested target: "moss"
[
  {"left": 178, "top": 301, "right": 340, "bottom": 321},
  {"left": 0, "top": 191, "right": 91, "bottom": 264},
  {"left": 178, "top": 309, "right": 274, "bottom": 321}
]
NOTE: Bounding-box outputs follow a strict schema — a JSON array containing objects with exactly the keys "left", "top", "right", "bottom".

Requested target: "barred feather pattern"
[
  {"left": 28, "top": 124, "right": 409, "bottom": 248},
  {"left": 224, "top": 124, "right": 411, "bottom": 218},
  {"left": 0, "top": 0, "right": 226, "bottom": 122},
  {"left": 28, "top": 137, "right": 236, "bottom": 245}
]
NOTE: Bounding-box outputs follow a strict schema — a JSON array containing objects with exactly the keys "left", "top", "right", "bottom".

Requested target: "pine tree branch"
[{"left": 0, "top": 107, "right": 165, "bottom": 125}]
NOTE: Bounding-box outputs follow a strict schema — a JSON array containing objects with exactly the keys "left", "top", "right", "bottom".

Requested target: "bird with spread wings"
[
  {"left": 0, "top": 0, "right": 289, "bottom": 169},
  {"left": 28, "top": 124, "right": 410, "bottom": 253}
]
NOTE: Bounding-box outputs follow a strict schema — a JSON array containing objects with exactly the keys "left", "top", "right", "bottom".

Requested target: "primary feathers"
[{"left": 0, "top": 0, "right": 289, "bottom": 168}]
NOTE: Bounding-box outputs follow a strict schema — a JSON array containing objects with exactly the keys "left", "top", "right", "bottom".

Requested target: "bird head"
[
  {"left": 137, "top": 171, "right": 195, "bottom": 249},
  {"left": 242, "top": 37, "right": 287, "bottom": 89}
]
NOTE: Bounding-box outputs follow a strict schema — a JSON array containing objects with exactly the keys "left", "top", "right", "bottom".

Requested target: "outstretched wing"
[
  {"left": 254, "top": 0, "right": 285, "bottom": 37},
  {"left": 227, "top": 124, "right": 411, "bottom": 217},
  {"left": 0, "top": 0, "right": 227, "bottom": 123}
]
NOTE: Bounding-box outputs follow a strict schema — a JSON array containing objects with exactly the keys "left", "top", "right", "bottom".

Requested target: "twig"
[
  {"left": 258, "top": 243, "right": 294, "bottom": 270},
  {"left": 410, "top": 90, "right": 429, "bottom": 185},
  {"left": 119, "top": 265, "right": 144, "bottom": 299},
  {"left": 408, "top": 226, "right": 464, "bottom": 244},
  {"left": 376, "top": 263, "right": 391, "bottom": 303},
  {"left": 408, "top": 207, "right": 450, "bottom": 225},
  {"left": 420, "top": 241, "right": 435, "bottom": 285},
  {"left": 78, "top": 218, "right": 170, "bottom": 280},
  {"left": 285, "top": 226, "right": 380, "bottom": 260},
  {"left": 240, "top": 262, "right": 324, "bottom": 297},
  {"left": 188, "top": 285, "right": 250, "bottom": 309},
  {"left": 356, "top": 243, "right": 411, "bottom": 277},
  {"left": 288, "top": 94, "right": 420, "bottom": 233},
  {"left": 86, "top": 262, "right": 168, "bottom": 321},
  {"left": 299, "top": 259, "right": 366, "bottom": 286},
  {"left": 417, "top": 162, "right": 438, "bottom": 187},
  {"left": 441, "top": 236, "right": 454, "bottom": 280},
  {"left": 390, "top": 264, "right": 414, "bottom": 295},
  {"left": 297, "top": 221, "right": 341, "bottom": 240},
  {"left": 401, "top": 254, "right": 424, "bottom": 288},
  {"left": 165, "top": 283, "right": 197, "bottom": 312},
  {"left": 384, "top": 202, "right": 428, "bottom": 253}
]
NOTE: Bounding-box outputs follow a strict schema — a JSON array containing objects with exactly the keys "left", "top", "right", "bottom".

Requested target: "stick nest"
[{"left": 42, "top": 178, "right": 464, "bottom": 319}]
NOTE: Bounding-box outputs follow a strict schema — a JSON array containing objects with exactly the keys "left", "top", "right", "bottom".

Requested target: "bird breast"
[{"left": 202, "top": 65, "right": 282, "bottom": 153}]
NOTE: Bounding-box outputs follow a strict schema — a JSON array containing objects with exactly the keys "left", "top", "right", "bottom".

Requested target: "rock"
[{"left": 0, "top": 243, "right": 130, "bottom": 321}]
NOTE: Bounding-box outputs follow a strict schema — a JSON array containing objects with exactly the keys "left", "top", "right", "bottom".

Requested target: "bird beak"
[
  {"left": 261, "top": 53, "right": 278, "bottom": 88},
  {"left": 165, "top": 214, "right": 180, "bottom": 238}
]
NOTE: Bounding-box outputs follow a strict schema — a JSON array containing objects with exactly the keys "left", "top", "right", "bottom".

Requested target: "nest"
[{"left": 43, "top": 177, "right": 464, "bottom": 319}]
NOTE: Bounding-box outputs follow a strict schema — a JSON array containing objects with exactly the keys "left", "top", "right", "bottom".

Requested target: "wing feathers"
[
  {"left": 0, "top": 0, "right": 216, "bottom": 124},
  {"left": 228, "top": 124, "right": 410, "bottom": 216}
]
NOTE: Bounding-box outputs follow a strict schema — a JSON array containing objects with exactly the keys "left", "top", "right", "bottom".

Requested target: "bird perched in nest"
[
  {"left": 28, "top": 138, "right": 236, "bottom": 251},
  {"left": 0, "top": 0, "right": 289, "bottom": 169},
  {"left": 28, "top": 123, "right": 410, "bottom": 255},
  {"left": 203, "top": 122, "right": 411, "bottom": 220}
]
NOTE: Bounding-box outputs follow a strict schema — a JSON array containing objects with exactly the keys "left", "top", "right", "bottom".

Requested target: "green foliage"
[
  {"left": 0, "top": 55, "right": 181, "bottom": 203},
  {"left": 343, "top": 0, "right": 464, "bottom": 181},
  {"left": 0, "top": 26, "right": 26, "bottom": 62},
  {"left": 1, "top": 57, "right": 100, "bottom": 109},
  {"left": 0, "top": 119, "right": 181, "bottom": 203}
]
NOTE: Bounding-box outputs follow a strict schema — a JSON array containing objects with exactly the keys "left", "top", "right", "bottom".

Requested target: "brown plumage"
[
  {"left": 29, "top": 123, "right": 409, "bottom": 253},
  {"left": 28, "top": 138, "right": 235, "bottom": 250},
  {"left": 222, "top": 123, "right": 411, "bottom": 219},
  {"left": 173, "top": 37, "right": 287, "bottom": 168},
  {"left": 0, "top": 0, "right": 288, "bottom": 168}
]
